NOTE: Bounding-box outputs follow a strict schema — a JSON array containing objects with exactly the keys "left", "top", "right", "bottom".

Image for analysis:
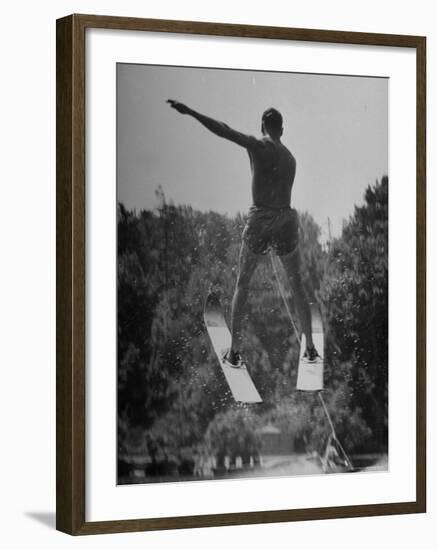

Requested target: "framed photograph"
[{"left": 56, "top": 14, "right": 426, "bottom": 535}]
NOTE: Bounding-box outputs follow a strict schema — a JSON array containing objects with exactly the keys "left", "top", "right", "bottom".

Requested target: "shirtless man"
[{"left": 167, "top": 100, "right": 319, "bottom": 367}]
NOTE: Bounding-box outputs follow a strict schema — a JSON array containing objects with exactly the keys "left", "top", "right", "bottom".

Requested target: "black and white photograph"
[{"left": 116, "top": 62, "right": 388, "bottom": 485}]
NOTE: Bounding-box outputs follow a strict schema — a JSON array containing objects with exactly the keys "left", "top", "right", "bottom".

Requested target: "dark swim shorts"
[{"left": 243, "top": 205, "right": 299, "bottom": 256}]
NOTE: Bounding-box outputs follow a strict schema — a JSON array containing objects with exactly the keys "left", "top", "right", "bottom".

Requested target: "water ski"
[
  {"left": 204, "top": 292, "right": 262, "bottom": 403},
  {"left": 296, "top": 304, "right": 324, "bottom": 391}
]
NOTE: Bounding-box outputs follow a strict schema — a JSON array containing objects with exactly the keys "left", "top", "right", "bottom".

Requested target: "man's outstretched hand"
[{"left": 167, "top": 99, "right": 191, "bottom": 115}]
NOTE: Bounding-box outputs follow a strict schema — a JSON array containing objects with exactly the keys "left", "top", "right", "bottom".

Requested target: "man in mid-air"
[{"left": 167, "top": 99, "right": 319, "bottom": 367}]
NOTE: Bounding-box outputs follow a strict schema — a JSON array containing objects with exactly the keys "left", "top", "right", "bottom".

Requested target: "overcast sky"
[{"left": 117, "top": 63, "right": 388, "bottom": 239}]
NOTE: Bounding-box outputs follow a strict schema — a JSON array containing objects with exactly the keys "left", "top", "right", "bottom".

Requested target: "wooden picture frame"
[{"left": 56, "top": 13, "right": 426, "bottom": 535}]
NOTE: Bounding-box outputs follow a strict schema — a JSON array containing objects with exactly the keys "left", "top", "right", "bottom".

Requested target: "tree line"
[{"left": 117, "top": 177, "right": 388, "bottom": 480}]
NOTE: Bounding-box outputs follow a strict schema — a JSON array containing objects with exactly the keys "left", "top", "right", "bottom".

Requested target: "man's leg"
[
  {"left": 229, "top": 241, "right": 258, "bottom": 361},
  {"left": 279, "top": 248, "right": 314, "bottom": 350}
]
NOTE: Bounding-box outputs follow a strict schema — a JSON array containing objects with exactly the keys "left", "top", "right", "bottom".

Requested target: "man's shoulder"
[
  {"left": 245, "top": 135, "right": 269, "bottom": 152},
  {"left": 283, "top": 144, "right": 296, "bottom": 164},
  {"left": 276, "top": 142, "right": 295, "bottom": 163}
]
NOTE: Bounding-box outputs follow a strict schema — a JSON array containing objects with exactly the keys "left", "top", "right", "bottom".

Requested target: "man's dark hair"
[{"left": 262, "top": 108, "right": 283, "bottom": 132}]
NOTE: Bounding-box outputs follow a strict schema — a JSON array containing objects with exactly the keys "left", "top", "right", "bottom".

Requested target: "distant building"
[{"left": 259, "top": 423, "right": 295, "bottom": 455}]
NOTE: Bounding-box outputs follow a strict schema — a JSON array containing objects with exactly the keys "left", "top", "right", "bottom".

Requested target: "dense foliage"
[
  {"left": 117, "top": 178, "right": 388, "bottom": 478},
  {"left": 320, "top": 176, "right": 389, "bottom": 450}
]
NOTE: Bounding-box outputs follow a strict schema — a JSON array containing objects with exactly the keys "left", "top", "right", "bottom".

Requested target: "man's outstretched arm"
[{"left": 167, "top": 99, "right": 259, "bottom": 150}]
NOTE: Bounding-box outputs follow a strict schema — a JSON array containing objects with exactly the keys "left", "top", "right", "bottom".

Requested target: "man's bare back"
[{"left": 249, "top": 137, "right": 296, "bottom": 209}]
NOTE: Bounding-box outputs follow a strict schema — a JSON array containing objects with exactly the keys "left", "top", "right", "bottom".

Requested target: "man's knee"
[{"left": 281, "top": 254, "right": 303, "bottom": 288}]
